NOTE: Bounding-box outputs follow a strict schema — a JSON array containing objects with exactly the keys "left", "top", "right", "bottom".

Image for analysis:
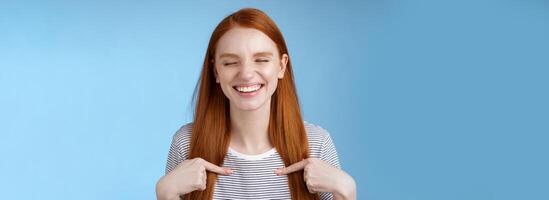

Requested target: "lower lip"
[{"left": 234, "top": 85, "right": 263, "bottom": 98}]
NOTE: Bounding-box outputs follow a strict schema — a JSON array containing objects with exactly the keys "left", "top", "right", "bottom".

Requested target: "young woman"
[{"left": 155, "top": 8, "right": 356, "bottom": 200}]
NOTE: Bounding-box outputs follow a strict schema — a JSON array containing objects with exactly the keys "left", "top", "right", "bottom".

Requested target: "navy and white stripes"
[{"left": 165, "top": 121, "right": 340, "bottom": 200}]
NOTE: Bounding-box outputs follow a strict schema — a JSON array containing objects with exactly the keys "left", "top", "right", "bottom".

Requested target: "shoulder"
[
  {"left": 303, "top": 121, "right": 333, "bottom": 157},
  {"left": 174, "top": 121, "right": 329, "bottom": 141},
  {"left": 173, "top": 122, "right": 193, "bottom": 142},
  {"left": 304, "top": 120, "right": 331, "bottom": 140},
  {"left": 171, "top": 122, "right": 193, "bottom": 159},
  {"left": 171, "top": 121, "right": 333, "bottom": 159}
]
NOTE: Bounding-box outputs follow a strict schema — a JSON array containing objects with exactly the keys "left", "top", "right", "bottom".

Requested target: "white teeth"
[{"left": 235, "top": 84, "right": 262, "bottom": 93}]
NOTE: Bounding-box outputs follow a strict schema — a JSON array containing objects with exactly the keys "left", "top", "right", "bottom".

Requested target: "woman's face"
[{"left": 213, "top": 27, "right": 288, "bottom": 111}]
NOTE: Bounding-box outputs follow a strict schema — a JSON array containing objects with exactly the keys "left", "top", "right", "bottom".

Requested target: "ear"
[
  {"left": 278, "top": 54, "right": 288, "bottom": 79},
  {"left": 212, "top": 59, "right": 220, "bottom": 83}
]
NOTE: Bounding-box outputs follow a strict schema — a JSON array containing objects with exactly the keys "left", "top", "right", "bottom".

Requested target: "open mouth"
[{"left": 233, "top": 83, "right": 264, "bottom": 93}]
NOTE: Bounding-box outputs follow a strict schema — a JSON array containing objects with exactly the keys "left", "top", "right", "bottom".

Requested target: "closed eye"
[
  {"left": 223, "top": 62, "right": 237, "bottom": 66},
  {"left": 256, "top": 59, "right": 270, "bottom": 63}
]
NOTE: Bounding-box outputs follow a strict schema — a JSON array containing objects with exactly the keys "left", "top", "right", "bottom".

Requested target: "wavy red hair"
[{"left": 185, "top": 8, "right": 319, "bottom": 200}]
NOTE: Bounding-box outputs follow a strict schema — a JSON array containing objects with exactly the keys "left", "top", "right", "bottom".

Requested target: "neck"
[{"left": 229, "top": 99, "right": 273, "bottom": 154}]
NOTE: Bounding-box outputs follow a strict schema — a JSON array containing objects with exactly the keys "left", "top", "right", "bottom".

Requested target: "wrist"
[
  {"left": 156, "top": 176, "right": 181, "bottom": 200},
  {"left": 334, "top": 186, "right": 356, "bottom": 200},
  {"left": 333, "top": 174, "right": 356, "bottom": 200}
]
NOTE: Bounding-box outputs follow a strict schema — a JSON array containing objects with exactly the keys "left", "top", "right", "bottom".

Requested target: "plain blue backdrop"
[{"left": 1, "top": 0, "right": 548, "bottom": 199}]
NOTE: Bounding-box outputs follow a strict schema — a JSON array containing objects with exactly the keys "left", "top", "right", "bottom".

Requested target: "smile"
[
  {"left": 232, "top": 83, "right": 264, "bottom": 97},
  {"left": 233, "top": 84, "right": 263, "bottom": 93}
]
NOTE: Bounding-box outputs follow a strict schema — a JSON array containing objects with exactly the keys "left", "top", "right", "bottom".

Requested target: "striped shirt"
[{"left": 165, "top": 121, "right": 341, "bottom": 200}]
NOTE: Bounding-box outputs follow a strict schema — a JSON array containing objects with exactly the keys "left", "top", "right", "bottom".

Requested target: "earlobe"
[{"left": 278, "top": 54, "right": 288, "bottom": 79}]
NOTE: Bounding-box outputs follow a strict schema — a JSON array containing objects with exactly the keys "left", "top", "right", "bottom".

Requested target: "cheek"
[
  {"left": 216, "top": 72, "right": 236, "bottom": 94},
  {"left": 263, "top": 64, "right": 281, "bottom": 80},
  {"left": 216, "top": 69, "right": 233, "bottom": 83},
  {"left": 263, "top": 70, "right": 280, "bottom": 92}
]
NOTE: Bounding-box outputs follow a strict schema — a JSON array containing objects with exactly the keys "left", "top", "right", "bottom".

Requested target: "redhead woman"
[{"left": 155, "top": 8, "right": 356, "bottom": 200}]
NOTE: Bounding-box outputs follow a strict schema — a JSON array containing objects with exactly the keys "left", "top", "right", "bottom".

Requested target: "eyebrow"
[
  {"left": 218, "top": 52, "right": 274, "bottom": 59},
  {"left": 218, "top": 53, "right": 239, "bottom": 59},
  {"left": 253, "top": 52, "right": 273, "bottom": 57}
]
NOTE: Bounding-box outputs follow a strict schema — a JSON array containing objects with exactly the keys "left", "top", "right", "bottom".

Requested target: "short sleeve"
[
  {"left": 165, "top": 134, "right": 182, "bottom": 174},
  {"left": 164, "top": 123, "right": 192, "bottom": 174},
  {"left": 318, "top": 127, "right": 341, "bottom": 200},
  {"left": 320, "top": 132, "right": 341, "bottom": 169}
]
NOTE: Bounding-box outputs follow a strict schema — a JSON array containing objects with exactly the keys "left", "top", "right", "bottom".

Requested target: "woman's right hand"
[{"left": 156, "top": 158, "right": 233, "bottom": 200}]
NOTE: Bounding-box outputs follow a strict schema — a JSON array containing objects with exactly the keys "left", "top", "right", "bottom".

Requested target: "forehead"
[{"left": 215, "top": 27, "right": 278, "bottom": 58}]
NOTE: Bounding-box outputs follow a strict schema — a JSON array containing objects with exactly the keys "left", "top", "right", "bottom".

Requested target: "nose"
[{"left": 237, "top": 60, "right": 255, "bottom": 80}]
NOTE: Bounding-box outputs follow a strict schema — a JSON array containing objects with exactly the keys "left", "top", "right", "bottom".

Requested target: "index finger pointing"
[
  {"left": 201, "top": 160, "right": 232, "bottom": 175},
  {"left": 276, "top": 159, "right": 308, "bottom": 175}
]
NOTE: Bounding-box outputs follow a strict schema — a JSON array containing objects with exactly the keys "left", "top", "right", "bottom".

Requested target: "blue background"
[{"left": 1, "top": 0, "right": 548, "bottom": 199}]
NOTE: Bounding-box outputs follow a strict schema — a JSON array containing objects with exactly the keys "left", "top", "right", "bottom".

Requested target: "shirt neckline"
[{"left": 228, "top": 147, "right": 277, "bottom": 160}]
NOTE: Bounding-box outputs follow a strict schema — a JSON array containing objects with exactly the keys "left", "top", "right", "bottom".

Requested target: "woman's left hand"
[{"left": 275, "top": 158, "right": 356, "bottom": 200}]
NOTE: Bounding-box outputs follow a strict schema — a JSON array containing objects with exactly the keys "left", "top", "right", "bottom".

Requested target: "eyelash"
[
  {"left": 223, "top": 59, "right": 269, "bottom": 66},
  {"left": 223, "top": 62, "right": 237, "bottom": 66}
]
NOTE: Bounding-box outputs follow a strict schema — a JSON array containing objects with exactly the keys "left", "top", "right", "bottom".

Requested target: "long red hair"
[{"left": 185, "top": 8, "right": 319, "bottom": 200}]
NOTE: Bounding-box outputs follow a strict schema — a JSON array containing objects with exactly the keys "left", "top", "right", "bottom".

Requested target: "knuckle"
[
  {"left": 307, "top": 181, "right": 316, "bottom": 188},
  {"left": 306, "top": 183, "right": 315, "bottom": 193},
  {"left": 200, "top": 182, "right": 207, "bottom": 190},
  {"left": 192, "top": 182, "right": 202, "bottom": 190}
]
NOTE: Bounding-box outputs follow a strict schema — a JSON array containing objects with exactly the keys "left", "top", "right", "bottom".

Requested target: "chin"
[
  {"left": 233, "top": 100, "right": 268, "bottom": 111},
  {"left": 235, "top": 103, "right": 262, "bottom": 111}
]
